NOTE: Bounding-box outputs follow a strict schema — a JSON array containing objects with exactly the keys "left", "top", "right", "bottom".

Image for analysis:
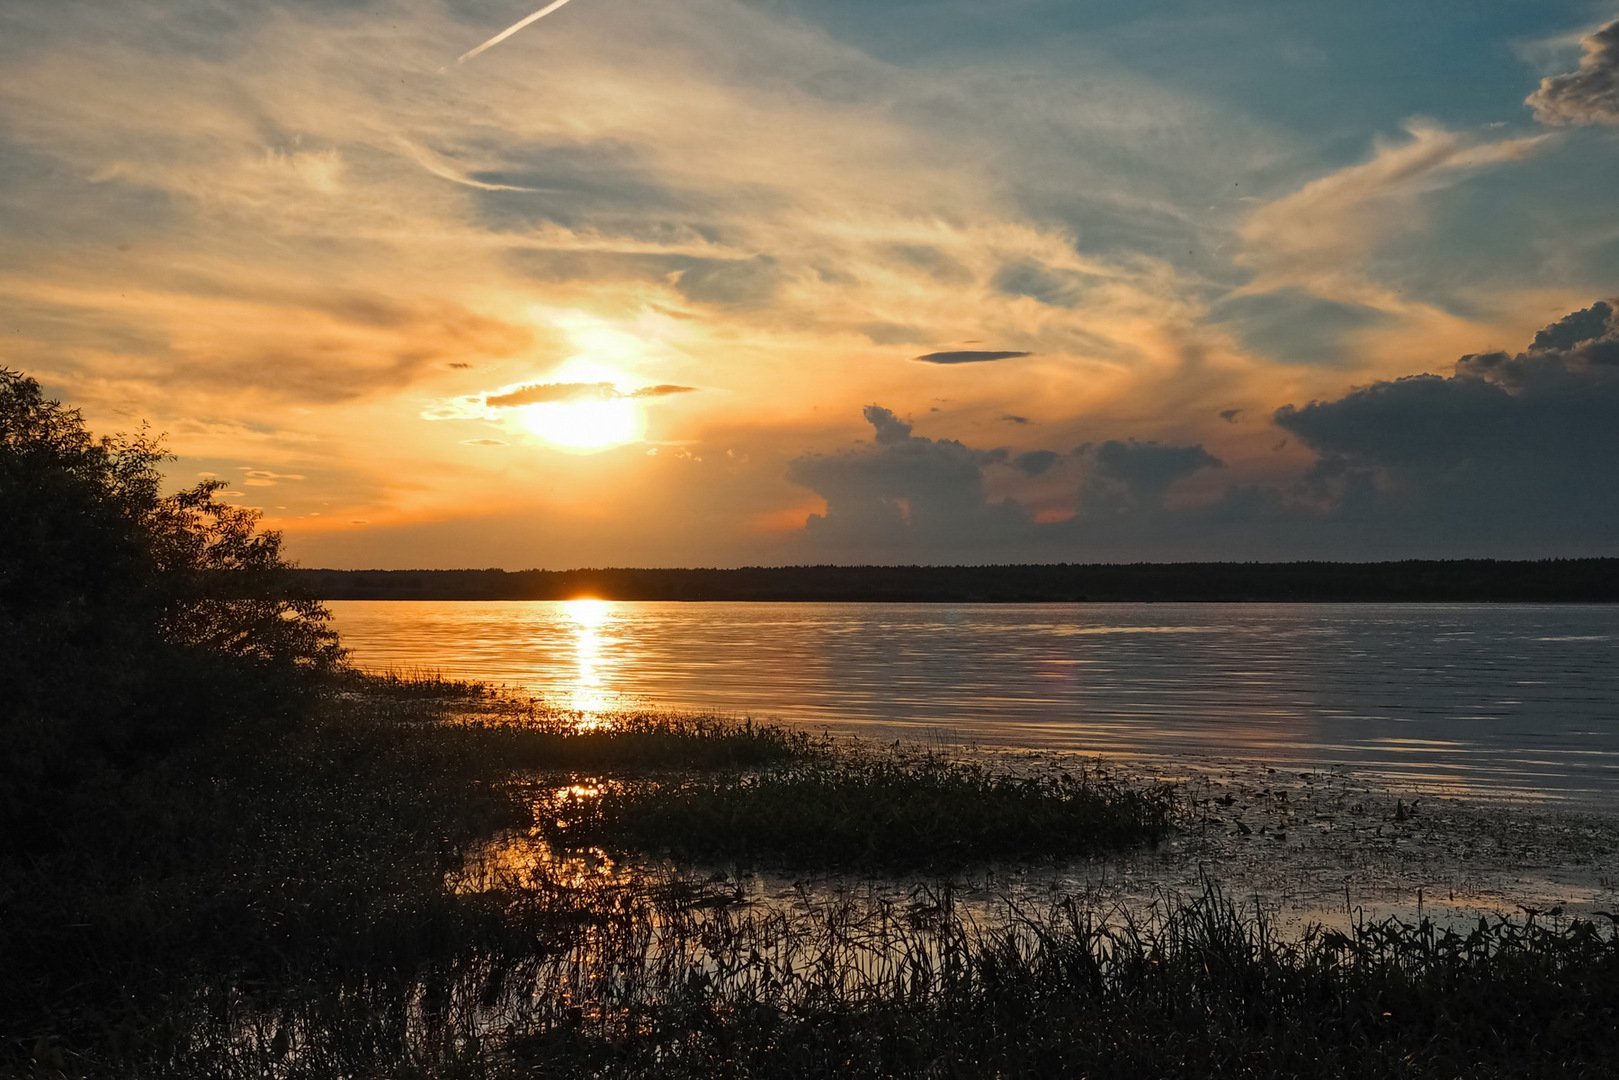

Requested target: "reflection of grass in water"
[
  {"left": 456, "top": 692, "right": 825, "bottom": 771},
  {"left": 78, "top": 873, "right": 1619, "bottom": 1078},
  {"left": 356, "top": 669, "right": 826, "bottom": 769},
  {"left": 9, "top": 676, "right": 1619, "bottom": 1077}
]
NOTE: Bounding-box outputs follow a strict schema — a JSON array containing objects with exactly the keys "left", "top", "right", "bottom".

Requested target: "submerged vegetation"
[{"left": 5, "top": 370, "right": 1619, "bottom": 1077}]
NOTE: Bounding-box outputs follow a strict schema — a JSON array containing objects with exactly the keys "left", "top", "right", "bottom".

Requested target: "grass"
[
  {"left": 342, "top": 669, "right": 825, "bottom": 769},
  {"left": 476, "top": 886, "right": 1619, "bottom": 1079},
  {"left": 22, "top": 878, "right": 1619, "bottom": 1077},
  {"left": 544, "top": 759, "right": 1173, "bottom": 869},
  {"left": 6, "top": 675, "right": 1618, "bottom": 1078},
  {"left": 457, "top": 705, "right": 825, "bottom": 771},
  {"left": 0, "top": 678, "right": 806, "bottom": 1066}
]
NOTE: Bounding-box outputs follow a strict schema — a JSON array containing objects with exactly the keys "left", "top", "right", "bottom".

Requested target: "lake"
[{"left": 327, "top": 600, "right": 1619, "bottom": 803}]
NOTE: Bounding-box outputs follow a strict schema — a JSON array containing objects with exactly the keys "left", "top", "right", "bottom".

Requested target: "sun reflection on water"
[
  {"left": 564, "top": 598, "right": 617, "bottom": 726},
  {"left": 451, "top": 780, "right": 620, "bottom": 894}
]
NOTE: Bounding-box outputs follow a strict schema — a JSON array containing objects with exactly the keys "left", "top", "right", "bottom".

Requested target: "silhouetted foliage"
[{"left": 0, "top": 369, "right": 341, "bottom": 839}]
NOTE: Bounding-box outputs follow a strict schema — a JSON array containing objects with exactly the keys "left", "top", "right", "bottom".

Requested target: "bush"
[{"left": 0, "top": 369, "right": 342, "bottom": 835}]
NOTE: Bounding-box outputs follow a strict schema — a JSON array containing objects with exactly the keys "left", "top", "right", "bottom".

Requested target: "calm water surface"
[{"left": 328, "top": 601, "right": 1619, "bottom": 803}]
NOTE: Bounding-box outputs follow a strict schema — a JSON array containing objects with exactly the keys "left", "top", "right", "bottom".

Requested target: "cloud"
[
  {"left": 1218, "top": 408, "right": 1243, "bottom": 423},
  {"left": 885, "top": 244, "right": 973, "bottom": 284},
  {"left": 1079, "top": 439, "right": 1223, "bottom": 512},
  {"left": 914, "top": 349, "right": 1033, "bottom": 365},
  {"left": 1001, "top": 414, "right": 1031, "bottom": 425},
  {"left": 861, "top": 322, "right": 926, "bottom": 345},
  {"left": 486, "top": 382, "right": 619, "bottom": 407},
  {"left": 1527, "top": 19, "right": 1619, "bottom": 126},
  {"left": 674, "top": 256, "right": 783, "bottom": 308},
  {"left": 9, "top": 0, "right": 1615, "bottom": 568},
  {"left": 1211, "top": 289, "right": 1393, "bottom": 364},
  {"left": 863, "top": 404, "right": 916, "bottom": 445},
  {"left": 1272, "top": 300, "right": 1619, "bottom": 548},
  {"left": 785, "top": 406, "right": 1227, "bottom": 559},
  {"left": 1530, "top": 300, "right": 1612, "bottom": 351},
  {"left": 1275, "top": 301, "right": 1618, "bottom": 465},
  {"left": 1237, "top": 123, "right": 1549, "bottom": 308},
  {"left": 241, "top": 467, "right": 307, "bottom": 487},
  {"left": 396, "top": 138, "right": 540, "bottom": 192},
  {"left": 627, "top": 383, "right": 700, "bottom": 398},
  {"left": 484, "top": 381, "right": 698, "bottom": 407},
  {"left": 786, "top": 405, "right": 1032, "bottom": 555},
  {"left": 1012, "top": 449, "right": 1060, "bottom": 476},
  {"left": 991, "top": 259, "right": 1089, "bottom": 307}
]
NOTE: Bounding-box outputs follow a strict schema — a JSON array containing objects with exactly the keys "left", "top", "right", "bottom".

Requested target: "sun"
[
  {"left": 515, "top": 358, "right": 645, "bottom": 453},
  {"left": 517, "top": 396, "right": 641, "bottom": 452}
]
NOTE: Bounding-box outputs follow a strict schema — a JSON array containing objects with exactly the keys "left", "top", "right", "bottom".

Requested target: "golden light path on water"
[
  {"left": 425, "top": 599, "right": 1619, "bottom": 938},
  {"left": 564, "top": 597, "right": 614, "bottom": 724},
  {"left": 327, "top": 599, "right": 1619, "bottom": 804}
]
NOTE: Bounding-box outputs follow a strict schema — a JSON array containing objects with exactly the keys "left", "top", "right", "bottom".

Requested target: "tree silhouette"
[{"left": 1, "top": 369, "right": 341, "bottom": 800}]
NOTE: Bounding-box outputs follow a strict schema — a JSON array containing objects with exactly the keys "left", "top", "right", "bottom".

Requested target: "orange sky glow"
[{"left": 4, "top": 0, "right": 1618, "bottom": 566}]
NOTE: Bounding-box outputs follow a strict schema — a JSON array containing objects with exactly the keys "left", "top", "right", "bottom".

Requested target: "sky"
[{"left": 3, "top": 0, "right": 1618, "bottom": 568}]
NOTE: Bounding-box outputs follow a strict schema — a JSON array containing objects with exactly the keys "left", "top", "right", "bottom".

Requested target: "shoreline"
[
  {"left": 441, "top": 686, "right": 1619, "bottom": 933},
  {"left": 14, "top": 673, "right": 1619, "bottom": 1076}
]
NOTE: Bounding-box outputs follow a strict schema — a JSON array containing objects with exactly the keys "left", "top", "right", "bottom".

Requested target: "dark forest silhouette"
[{"left": 295, "top": 560, "right": 1619, "bottom": 603}]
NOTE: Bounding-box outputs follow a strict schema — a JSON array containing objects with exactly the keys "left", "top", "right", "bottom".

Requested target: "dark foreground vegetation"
[
  {"left": 6, "top": 368, "right": 1619, "bottom": 1078},
  {"left": 7, "top": 676, "right": 1619, "bottom": 1079},
  {"left": 295, "top": 559, "right": 1619, "bottom": 603},
  {"left": 551, "top": 758, "right": 1171, "bottom": 869}
]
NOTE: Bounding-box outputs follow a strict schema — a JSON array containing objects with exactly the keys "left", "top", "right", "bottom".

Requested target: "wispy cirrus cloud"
[{"left": 1236, "top": 122, "right": 1550, "bottom": 311}]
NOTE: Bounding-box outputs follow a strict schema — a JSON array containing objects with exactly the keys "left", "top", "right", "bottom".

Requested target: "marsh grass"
[
  {"left": 456, "top": 707, "right": 825, "bottom": 772},
  {"left": 0, "top": 677, "right": 807, "bottom": 1070},
  {"left": 27, "top": 876, "right": 1619, "bottom": 1078},
  {"left": 545, "top": 759, "right": 1174, "bottom": 869},
  {"left": 7, "top": 677, "right": 1619, "bottom": 1078}
]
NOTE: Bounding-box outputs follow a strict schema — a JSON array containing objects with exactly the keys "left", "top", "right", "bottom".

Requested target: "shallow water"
[{"left": 328, "top": 600, "right": 1619, "bottom": 803}]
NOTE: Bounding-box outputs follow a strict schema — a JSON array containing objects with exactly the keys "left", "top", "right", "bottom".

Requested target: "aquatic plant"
[
  {"left": 9, "top": 677, "right": 1617, "bottom": 1079},
  {"left": 546, "top": 757, "right": 1173, "bottom": 869}
]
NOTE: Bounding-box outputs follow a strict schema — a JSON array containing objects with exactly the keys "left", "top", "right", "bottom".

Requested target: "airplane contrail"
[{"left": 457, "top": 0, "right": 579, "bottom": 64}]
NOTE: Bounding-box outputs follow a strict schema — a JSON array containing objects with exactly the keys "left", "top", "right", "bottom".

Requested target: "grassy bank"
[{"left": 6, "top": 677, "right": 1618, "bottom": 1078}]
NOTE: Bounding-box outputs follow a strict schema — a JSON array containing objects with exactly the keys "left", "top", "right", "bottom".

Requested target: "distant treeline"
[{"left": 290, "top": 560, "right": 1619, "bottom": 603}]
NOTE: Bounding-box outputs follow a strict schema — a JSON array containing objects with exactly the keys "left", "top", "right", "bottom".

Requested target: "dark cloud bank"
[{"left": 786, "top": 302, "right": 1619, "bottom": 561}]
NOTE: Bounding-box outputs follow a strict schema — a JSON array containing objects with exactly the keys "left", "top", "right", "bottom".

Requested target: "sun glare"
[
  {"left": 565, "top": 597, "right": 611, "bottom": 628},
  {"left": 517, "top": 397, "right": 641, "bottom": 452},
  {"left": 515, "top": 356, "right": 647, "bottom": 453}
]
